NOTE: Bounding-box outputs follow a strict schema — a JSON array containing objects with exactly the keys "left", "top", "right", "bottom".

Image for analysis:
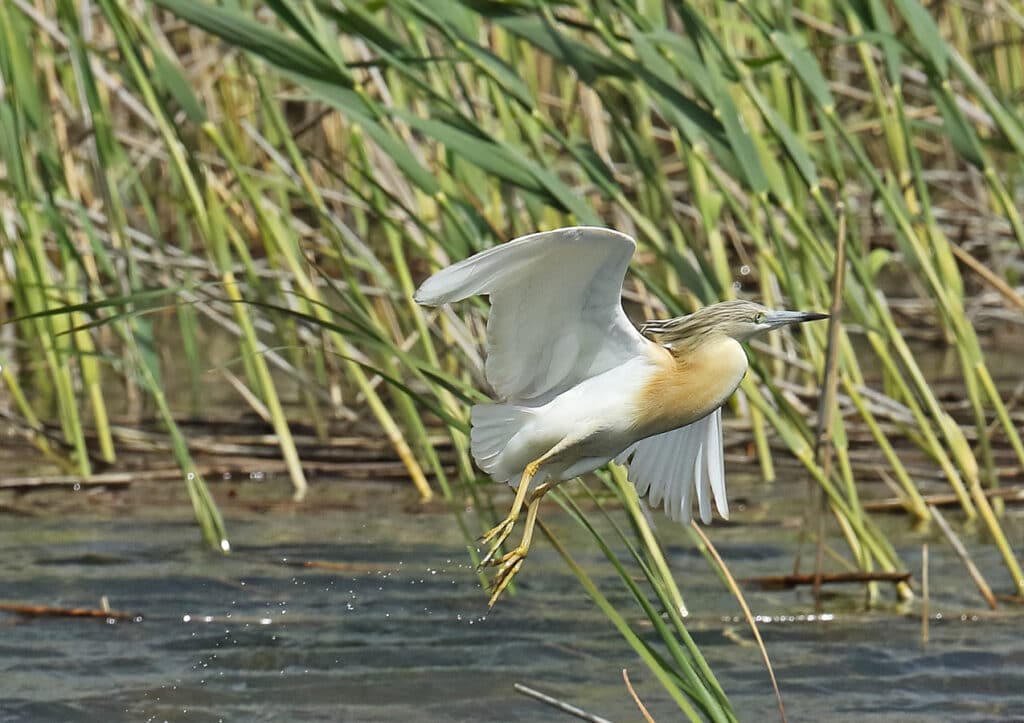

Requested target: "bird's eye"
[{"left": 754, "top": 312, "right": 765, "bottom": 324}]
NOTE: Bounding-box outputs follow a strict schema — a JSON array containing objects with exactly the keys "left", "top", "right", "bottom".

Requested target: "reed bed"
[{"left": 1, "top": 0, "right": 1023, "bottom": 717}]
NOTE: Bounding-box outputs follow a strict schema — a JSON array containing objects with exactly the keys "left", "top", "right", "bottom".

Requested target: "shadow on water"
[{"left": 2, "top": 470, "right": 1023, "bottom": 722}]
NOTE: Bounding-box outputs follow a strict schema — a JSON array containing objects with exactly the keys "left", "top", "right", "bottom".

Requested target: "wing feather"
[
  {"left": 662, "top": 430, "right": 686, "bottom": 515},
  {"left": 695, "top": 444, "right": 711, "bottom": 523},
  {"left": 706, "top": 410, "right": 728, "bottom": 518},
  {"left": 646, "top": 431, "right": 674, "bottom": 509},
  {"left": 415, "top": 227, "right": 647, "bottom": 402},
  {"left": 620, "top": 409, "right": 729, "bottom": 524}
]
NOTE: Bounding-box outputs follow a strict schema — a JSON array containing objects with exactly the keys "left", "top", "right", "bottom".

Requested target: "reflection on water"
[{"left": 1, "top": 475, "right": 1023, "bottom": 722}]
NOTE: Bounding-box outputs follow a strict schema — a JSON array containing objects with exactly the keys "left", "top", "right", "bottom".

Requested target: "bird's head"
[{"left": 641, "top": 299, "right": 829, "bottom": 348}]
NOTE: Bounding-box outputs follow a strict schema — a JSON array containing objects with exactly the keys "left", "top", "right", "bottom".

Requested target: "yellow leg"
[
  {"left": 479, "top": 458, "right": 541, "bottom": 567},
  {"left": 487, "top": 494, "right": 543, "bottom": 608},
  {"left": 527, "top": 476, "right": 560, "bottom": 502},
  {"left": 479, "top": 437, "right": 576, "bottom": 605}
]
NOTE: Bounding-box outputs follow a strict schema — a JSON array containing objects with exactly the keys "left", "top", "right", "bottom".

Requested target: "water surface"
[{"left": 2, "top": 472, "right": 1022, "bottom": 722}]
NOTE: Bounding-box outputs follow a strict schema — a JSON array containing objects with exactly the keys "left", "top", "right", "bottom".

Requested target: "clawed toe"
[
  {"left": 487, "top": 550, "right": 526, "bottom": 608},
  {"left": 479, "top": 517, "right": 514, "bottom": 545},
  {"left": 478, "top": 518, "right": 517, "bottom": 568},
  {"left": 477, "top": 546, "right": 501, "bottom": 569},
  {"left": 480, "top": 494, "right": 544, "bottom": 607}
]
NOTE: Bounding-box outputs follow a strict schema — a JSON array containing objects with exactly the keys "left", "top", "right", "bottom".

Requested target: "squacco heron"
[{"left": 415, "top": 227, "right": 827, "bottom": 606}]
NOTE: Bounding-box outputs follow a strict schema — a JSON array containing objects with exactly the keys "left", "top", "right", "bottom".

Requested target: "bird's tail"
[{"left": 470, "top": 403, "right": 534, "bottom": 485}]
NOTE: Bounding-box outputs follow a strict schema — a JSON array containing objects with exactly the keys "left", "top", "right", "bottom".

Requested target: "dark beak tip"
[
  {"left": 792, "top": 311, "right": 830, "bottom": 323},
  {"left": 768, "top": 309, "right": 831, "bottom": 327}
]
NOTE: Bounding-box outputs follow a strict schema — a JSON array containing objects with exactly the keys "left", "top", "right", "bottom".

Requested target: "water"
[{"left": 2, "top": 473, "right": 1022, "bottom": 722}]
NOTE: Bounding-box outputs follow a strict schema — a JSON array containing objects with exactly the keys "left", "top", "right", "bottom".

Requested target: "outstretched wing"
[
  {"left": 414, "top": 227, "right": 648, "bottom": 402},
  {"left": 614, "top": 409, "right": 728, "bottom": 524}
]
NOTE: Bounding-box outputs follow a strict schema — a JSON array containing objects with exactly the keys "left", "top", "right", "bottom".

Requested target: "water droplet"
[{"left": 740, "top": 264, "right": 751, "bottom": 275}]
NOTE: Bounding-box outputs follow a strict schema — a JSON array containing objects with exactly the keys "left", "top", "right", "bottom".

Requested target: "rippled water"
[{"left": 1, "top": 473, "right": 1023, "bottom": 722}]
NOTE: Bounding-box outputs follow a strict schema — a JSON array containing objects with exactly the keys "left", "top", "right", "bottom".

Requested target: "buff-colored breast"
[{"left": 632, "top": 336, "right": 749, "bottom": 438}]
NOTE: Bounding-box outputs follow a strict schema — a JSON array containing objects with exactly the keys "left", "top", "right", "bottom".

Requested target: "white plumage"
[
  {"left": 415, "top": 226, "right": 730, "bottom": 524},
  {"left": 615, "top": 409, "right": 727, "bottom": 523},
  {"left": 416, "top": 226, "right": 827, "bottom": 606}
]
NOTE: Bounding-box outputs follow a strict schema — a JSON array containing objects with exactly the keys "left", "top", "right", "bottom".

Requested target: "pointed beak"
[{"left": 764, "top": 310, "right": 830, "bottom": 329}]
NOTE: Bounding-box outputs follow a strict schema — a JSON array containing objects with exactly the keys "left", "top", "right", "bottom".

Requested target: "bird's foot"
[
  {"left": 487, "top": 547, "right": 527, "bottom": 608},
  {"left": 478, "top": 516, "right": 517, "bottom": 567}
]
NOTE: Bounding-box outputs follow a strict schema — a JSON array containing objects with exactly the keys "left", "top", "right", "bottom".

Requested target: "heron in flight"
[{"left": 415, "top": 227, "right": 827, "bottom": 606}]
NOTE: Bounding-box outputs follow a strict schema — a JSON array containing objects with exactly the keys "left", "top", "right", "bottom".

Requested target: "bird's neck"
[
  {"left": 642, "top": 313, "right": 719, "bottom": 351},
  {"left": 633, "top": 336, "right": 749, "bottom": 437}
]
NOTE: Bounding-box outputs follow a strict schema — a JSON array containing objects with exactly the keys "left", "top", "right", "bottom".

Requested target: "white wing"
[
  {"left": 615, "top": 409, "right": 728, "bottom": 524},
  {"left": 414, "top": 227, "right": 648, "bottom": 402}
]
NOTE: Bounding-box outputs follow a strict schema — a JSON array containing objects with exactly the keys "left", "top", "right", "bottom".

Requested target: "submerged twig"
[
  {"left": 740, "top": 571, "right": 911, "bottom": 590},
  {"left": 929, "top": 505, "right": 998, "bottom": 610},
  {"left": 0, "top": 602, "right": 140, "bottom": 620},
  {"left": 622, "top": 669, "right": 656, "bottom": 723},
  {"left": 512, "top": 683, "right": 613, "bottom": 723},
  {"left": 690, "top": 522, "right": 787, "bottom": 723}
]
